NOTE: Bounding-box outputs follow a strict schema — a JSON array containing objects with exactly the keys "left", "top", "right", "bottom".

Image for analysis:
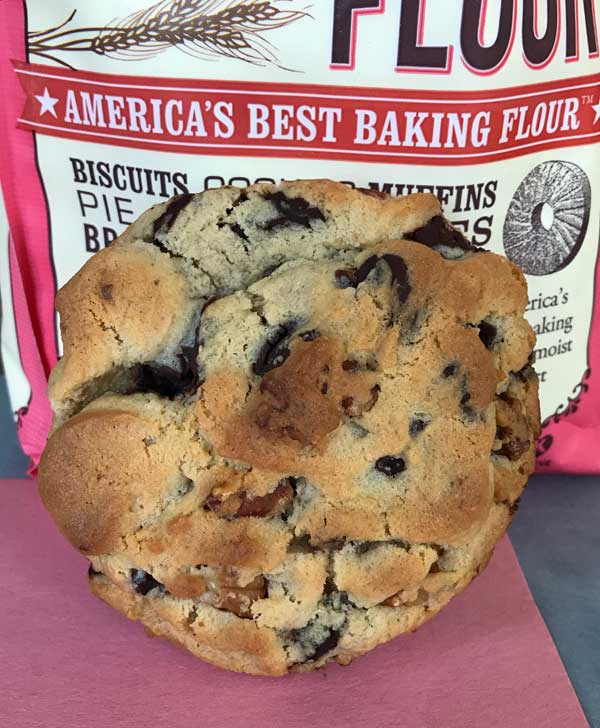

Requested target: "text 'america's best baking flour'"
[{"left": 0, "top": 0, "right": 599, "bottom": 471}]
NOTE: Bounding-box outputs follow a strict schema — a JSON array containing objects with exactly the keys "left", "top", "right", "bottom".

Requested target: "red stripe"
[{"left": 13, "top": 61, "right": 600, "bottom": 166}]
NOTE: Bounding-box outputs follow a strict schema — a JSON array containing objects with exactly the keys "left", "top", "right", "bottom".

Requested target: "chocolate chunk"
[
  {"left": 354, "top": 255, "right": 380, "bottom": 285},
  {"left": 460, "top": 384, "right": 476, "bottom": 420},
  {"left": 149, "top": 237, "right": 179, "bottom": 258},
  {"left": 288, "top": 534, "right": 319, "bottom": 553},
  {"left": 495, "top": 425, "right": 510, "bottom": 439},
  {"left": 508, "top": 498, "right": 521, "bottom": 516},
  {"left": 218, "top": 214, "right": 248, "bottom": 246},
  {"left": 180, "top": 341, "right": 202, "bottom": 381},
  {"left": 206, "top": 480, "right": 295, "bottom": 519},
  {"left": 152, "top": 193, "right": 193, "bottom": 237},
  {"left": 340, "top": 254, "right": 411, "bottom": 304},
  {"left": 134, "top": 331, "right": 201, "bottom": 399},
  {"left": 409, "top": 418, "right": 429, "bottom": 437},
  {"left": 176, "top": 478, "right": 194, "bottom": 498},
  {"left": 462, "top": 406, "right": 476, "bottom": 420},
  {"left": 342, "top": 359, "right": 359, "bottom": 372},
  {"left": 253, "top": 322, "right": 296, "bottom": 376},
  {"left": 237, "top": 481, "right": 295, "bottom": 518},
  {"left": 494, "top": 440, "right": 530, "bottom": 460},
  {"left": 264, "top": 192, "right": 325, "bottom": 231},
  {"left": 88, "top": 564, "right": 102, "bottom": 578},
  {"left": 135, "top": 363, "right": 181, "bottom": 398},
  {"left": 233, "top": 191, "right": 248, "bottom": 207},
  {"left": 323, "top": 576, "right": 338, "bottom": 595},
  {"left": 477, "top": 320, "right": 498, "bottom": 349},
  {"left": 342, "top": 385, "right": 380, "bottom": 417},
  {"left": 310, "top": 629, "right": 341, "bottom": 661},
  {"left": 341, "top": 395, "right": 355, "bottom": 411},
  {"left": 299, "top": 329, "right": 320, "bottom": 342},
  {"left": 130, "top": 569, "right": 163, "bottom": 595},
  {"left": 375, "top": 456, "right": 406, "bottom": 477},
  {"left": 204, "top": 492, "right": 226, "bottom": 513},
  {"left": 201, "top": 295, "right": 220, "bottom": 313},
  {"left": 515, "top": 363, "right": 536, "bottom": 382},
  {"left": 135, "top": 361, "right": 197, "bottom": 398},
  {"left": 381, "top": 254, "right": 411, "bottom": 303},
  {"left": 230, "top": 223, "right": 249, "bottom": 242},
  {"left": 259, "top": 263, "right": 282, "bottom": 279},
  {"left": 443, "top": 363, "right": 458, "bottom": 378},
  {"left": 334, "top": 268, "right": 356, "bottom": 288},
  {"left": 494, "top": 426, "right": 530, "bottom": 461},
  {"left": 289, "top": 622, "right": 342, "bottom": 662},
  {"left": 406, "top": 215, "right": 475, "bottom": 252},
  {"left": 460, "top": 391, "right": 476, "bottom": 418},
  {"left": 100, "top": 284, "right": 113, "bottom": 301},
  {"left": 355, "top": 541, "right": 377, "bottom": 555},
  {"left": 367, "top": 384, "right": 380, "bottom": 410},
  {"left": 262, "top": 345, "right": 290, "bottom": 373}
]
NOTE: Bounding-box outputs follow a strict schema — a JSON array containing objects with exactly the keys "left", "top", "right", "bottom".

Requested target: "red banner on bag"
[{"left": 14, "top": 61, "right": 600, "bottom": 166}]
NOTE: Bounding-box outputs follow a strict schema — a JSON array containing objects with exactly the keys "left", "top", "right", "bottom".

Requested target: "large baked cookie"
[{"left": 39, "top": 180, "right": 540, "bottom": 675}]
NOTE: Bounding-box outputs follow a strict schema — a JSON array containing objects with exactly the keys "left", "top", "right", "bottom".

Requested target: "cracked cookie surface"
[{"left": 39, "top": 179, "right": 540, "bottom": 675}]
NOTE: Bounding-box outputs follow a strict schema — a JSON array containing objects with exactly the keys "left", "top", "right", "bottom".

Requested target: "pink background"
[{"left": 0, "top": 478, "right": 587, "bottom": 728}]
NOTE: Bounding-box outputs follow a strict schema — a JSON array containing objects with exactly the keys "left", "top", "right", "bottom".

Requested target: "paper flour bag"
[{"left": 0, "top": 0, "right": 599, "bottom": 471}]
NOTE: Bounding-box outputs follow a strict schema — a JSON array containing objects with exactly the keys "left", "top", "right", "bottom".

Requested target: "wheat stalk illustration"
[{"left": 27, "top": 0, "right": 310, "bottom": 70}]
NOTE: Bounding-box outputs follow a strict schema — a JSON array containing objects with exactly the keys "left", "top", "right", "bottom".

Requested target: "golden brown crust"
[
  {"left": 89, "top": 575, "right": 289, "bottom": 676},
  {"left": 49, "top": 243, "right": 196, "bottom": 426},
  {"left": 40, "top": 180, "right": 539, "bottom": 676},
  {"left": 135, "top": 509, "right": 290, "bottom": 572},
  {"left": 39, "top": 398, "right": 208, "bottom": 554},
  {"left": 334, "top": 543, "right": 438, "bottom": 608}
]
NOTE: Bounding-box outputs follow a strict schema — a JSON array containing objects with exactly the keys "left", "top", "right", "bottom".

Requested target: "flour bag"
[{"left": 0, "top": 0, "right": 599, "bottom": 471}]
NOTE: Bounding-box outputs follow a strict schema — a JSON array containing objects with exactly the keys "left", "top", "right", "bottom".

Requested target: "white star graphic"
[
  {"left": 592, "top": 99, "right": 600, "bottom": 125},
  {"left": 35, "top": 87, "right": 59, "bottom": 118}
]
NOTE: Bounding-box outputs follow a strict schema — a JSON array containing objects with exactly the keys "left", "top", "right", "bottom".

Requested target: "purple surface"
[{"left": 0, "top": 477, "right": 586, "bottom": 728}]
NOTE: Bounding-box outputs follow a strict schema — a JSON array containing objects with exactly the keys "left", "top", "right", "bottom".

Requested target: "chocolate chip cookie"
[{"left": 39, "top": 179, "right": 540, "bottom": 675}]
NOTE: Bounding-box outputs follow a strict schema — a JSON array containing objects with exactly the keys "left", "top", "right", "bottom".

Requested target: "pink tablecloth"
[{"left": 0, "top": 479, "right": 587, "bottom": 728}]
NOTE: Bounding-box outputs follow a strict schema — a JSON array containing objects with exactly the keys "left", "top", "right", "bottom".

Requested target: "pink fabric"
[
  {"left": 8, "top": 237, "right": 53, "bottom": 471},
  {"left": 0, "top": 1, "right": 55, "bottom": 468},
  {"left": 0, "top": 478, "right": 587, "bottom": 728},
  {"left": 540, "top": 243, "right": 600, "bottom": 473}
]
